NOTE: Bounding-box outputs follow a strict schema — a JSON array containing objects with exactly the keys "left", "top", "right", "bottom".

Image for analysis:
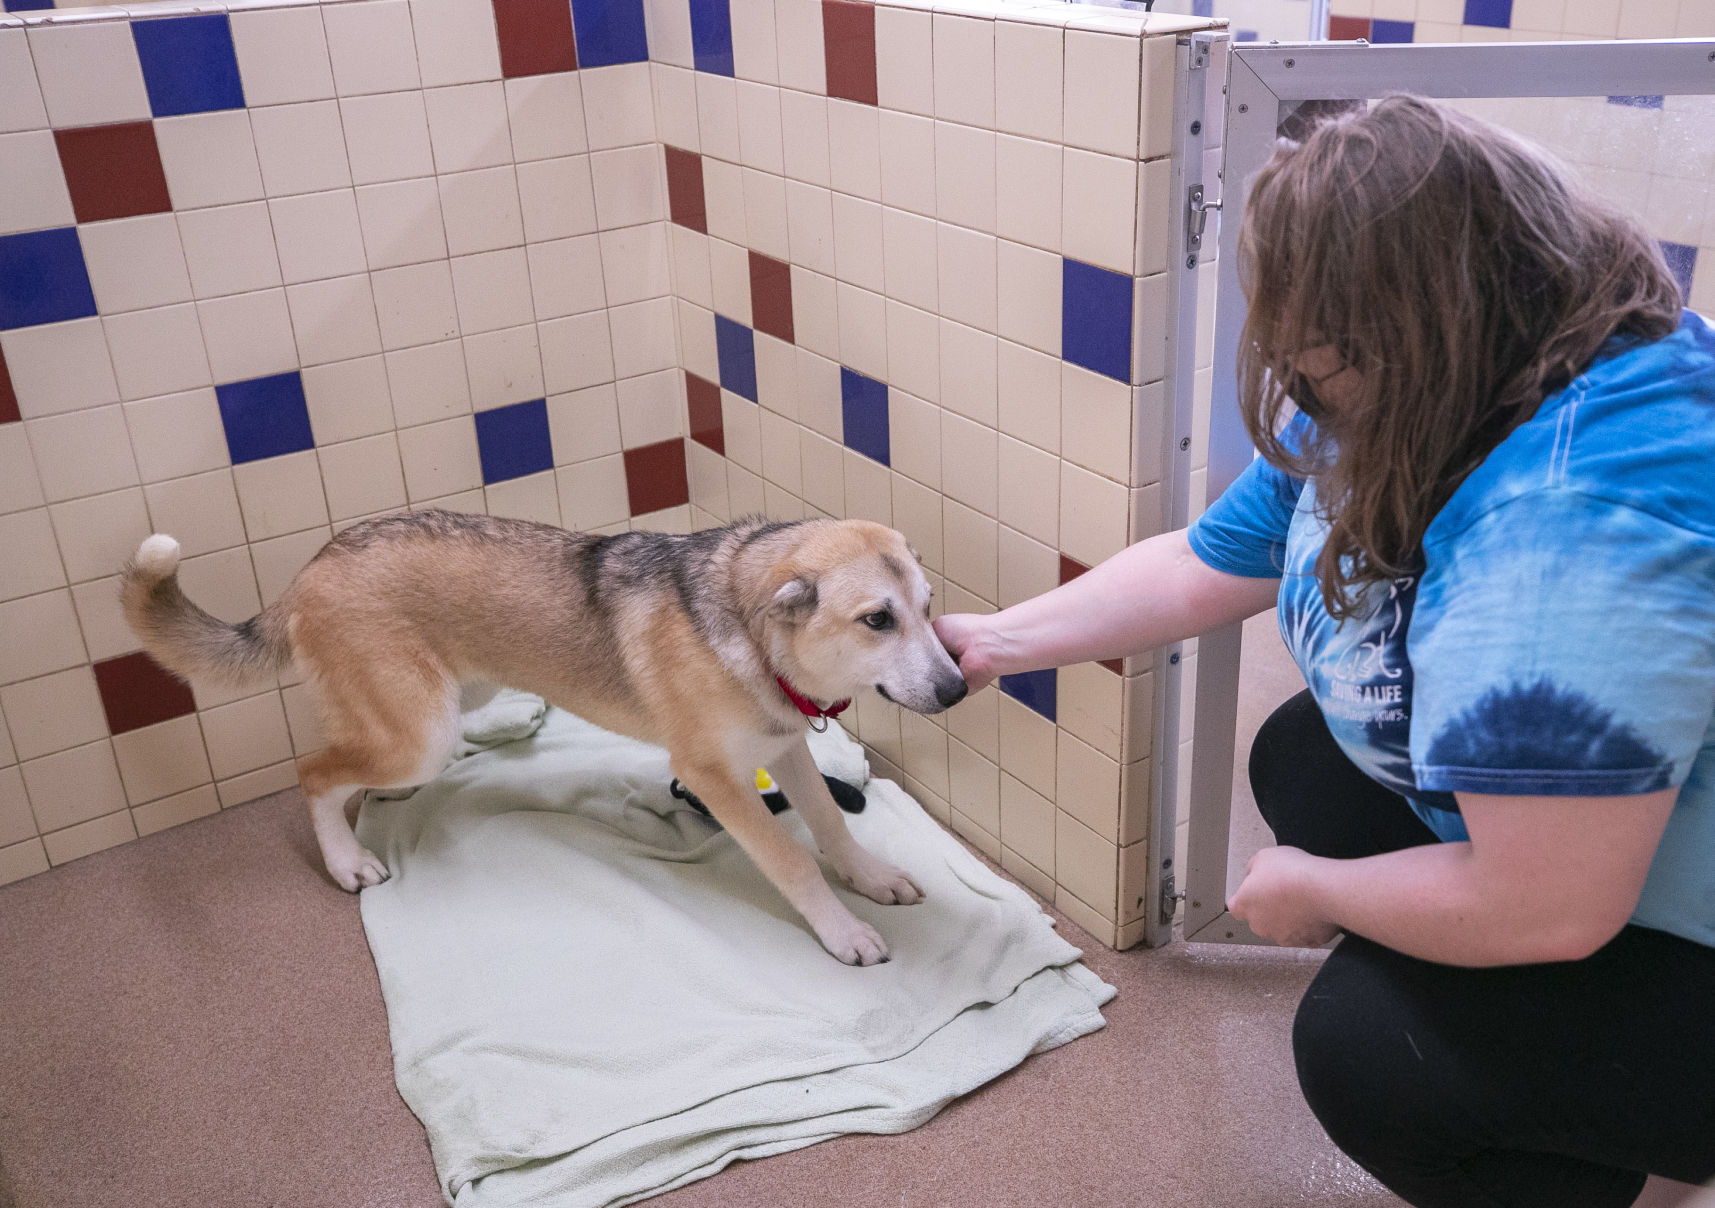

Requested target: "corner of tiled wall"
[{"left": 0, "top": 0, "right": 1233, "bottom": 950}]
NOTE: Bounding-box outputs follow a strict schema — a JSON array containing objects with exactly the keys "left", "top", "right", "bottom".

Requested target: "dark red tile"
[
  {"left": 686, "top": 371, "right": 724, "bottom": 455},
  {"left": 493, "top": 0, "right": 578, "bottom": 77},
  {"left": 664, "top": 145, "right": 707, "bottom": 233},
  {"left": 1329, "top": 16, "right": 1371, "bottom": 39},
  {"left": 822, "top": 0, "right": 877, "bottom": 107},
  {"left": 624, "top": 437, "right": 690, "bottom": 516},
  {"left": 54, "top": 123, "right": 173, "bottom": 225},
  {"left": 1057, "top": 556, "right": 1121, "bottom": 673},
  {"left": 0, "top": 344, "right": 18, "bottom": 425},
  {"left": 93, "top": 651, "right": 198, "bottom": 735},
  {"left": 748, "top": 250, "right": 795, "bottom": 344}
]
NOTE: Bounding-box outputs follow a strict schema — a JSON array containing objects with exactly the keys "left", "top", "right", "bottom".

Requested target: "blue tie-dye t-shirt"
[{"left": 1188, "top": 311, "right": 1715, "bottom": 950}]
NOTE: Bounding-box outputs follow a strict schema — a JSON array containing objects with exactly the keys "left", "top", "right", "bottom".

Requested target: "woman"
[{"left": 935, "top": 96, "right": 1715, "bottom": 1208}]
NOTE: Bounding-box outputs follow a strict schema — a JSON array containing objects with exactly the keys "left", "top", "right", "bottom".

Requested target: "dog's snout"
[{"left": 936, "top": 678, "right": 968, "bottom": 709}]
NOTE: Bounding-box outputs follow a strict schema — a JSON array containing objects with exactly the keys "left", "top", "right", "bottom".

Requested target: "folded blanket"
[{"left": 356, "top": 707, "right": 1115, "bottom": 1208}]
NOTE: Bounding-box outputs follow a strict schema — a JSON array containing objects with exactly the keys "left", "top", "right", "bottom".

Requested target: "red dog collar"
[{"left": 775, "top": 676, "right": 850, "bottom": 723}]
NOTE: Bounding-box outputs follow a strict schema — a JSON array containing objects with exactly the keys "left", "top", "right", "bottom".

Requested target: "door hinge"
[
  {"left": 1160, "top": 865, "right": 1185, "bottom": 925},
  {"left": 1185, "top": 184, "right": 1222, "bottom": 267}
]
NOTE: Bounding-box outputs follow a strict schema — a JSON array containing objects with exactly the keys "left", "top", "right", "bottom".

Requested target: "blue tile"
[
  {"left": 1235, "top": 28, "right": 1259, "bottom": 41},
  {"left": 1660, "top": 241, "right": 1697, "bottom": 303},
  {"left": 1608, "top": 94, "right": 1665, "bottom": 109},
  {"left": 569, "top": 0, "right": 649, "bottom": 67},
  {"left": 1192, "top": 0, "right": 1213, "bottom": 16},
  {"left": 1370, "top": 18, "right": 1414, "bottom": 42},
  {"left": 1461, "top": 0, "right": 1511, "bottom": 27},
  {"left": 1061, "top": 258, "right": 1133, "bottom": 383},
  {"left": 215, "top": 372, "right": 315, "bottom": 464},
  {"left": 840, "top": 367, "right": 889, "bottom": 465},
  {"left": 4, "top": 0, "right": 56, "bottom": 11},
  {"left": 715, "top": 314, "right": 758, "bottom": 402},
  {"left": 0, "top": 229, "right": 98, "bottom": 330},
  {"left": 689, "top": 0, "right": 735, "bottom": 76},
  {"left": 999, "top": 669, "right": 1056, "bottom": 723},
  {"left": 132, "top": 15, "right": 245, "bottom": 117},
  {"left": 475, "top": 398, "right": 554, "bottom": 484}
]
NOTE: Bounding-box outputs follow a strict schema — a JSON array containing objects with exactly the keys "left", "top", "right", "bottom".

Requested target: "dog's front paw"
[
  {"left": 834, "top": 850, "right": 925, "bottom": 906},
  {"left": 326, "top": 847, "right": 391, "bottom": 892},
  {"left": 816, "top": 912, "right": 890, "bottom": 966}
]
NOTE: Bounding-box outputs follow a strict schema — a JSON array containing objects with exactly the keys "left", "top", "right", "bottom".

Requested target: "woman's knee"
[{"left": 1248, "top": 690, "right": 1331, "bottom": 836}]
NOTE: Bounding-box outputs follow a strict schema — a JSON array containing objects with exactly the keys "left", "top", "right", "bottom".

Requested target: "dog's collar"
[{"left": 775, "top": 675, "right": 850, "bottom": 732}]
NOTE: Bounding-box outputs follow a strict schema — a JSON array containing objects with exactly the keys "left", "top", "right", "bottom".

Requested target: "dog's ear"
[
  {"left": 906, "top": 545, "right": 922, "bottom": 564},
  {"left": 770, "top": 576, "right": 818, "bottom": 617}
]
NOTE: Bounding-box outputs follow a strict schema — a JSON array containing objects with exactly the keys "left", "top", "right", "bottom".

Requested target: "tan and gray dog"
[{"left": 121, "top": 512, "right": 967, "bottom": 966}]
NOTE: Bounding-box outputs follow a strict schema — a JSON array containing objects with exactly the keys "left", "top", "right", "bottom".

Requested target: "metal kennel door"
[{"left": 1180, "top": 34, "right": 1715, "bottom": 945}]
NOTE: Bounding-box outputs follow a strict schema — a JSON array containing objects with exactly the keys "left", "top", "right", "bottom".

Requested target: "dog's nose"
[{"left": 936, "top": 679, "right": 968, "bottom": 709}]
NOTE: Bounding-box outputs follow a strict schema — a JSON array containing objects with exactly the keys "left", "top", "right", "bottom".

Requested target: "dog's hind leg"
[
  {"left": 300, "top": 771, "right": 385, "bottom": 892},
  {"left": 768, "top": 739, "right": 923, "bottom": 906},
  {"left": 673, "top": 755, "right": 891, "bottom": 966}
]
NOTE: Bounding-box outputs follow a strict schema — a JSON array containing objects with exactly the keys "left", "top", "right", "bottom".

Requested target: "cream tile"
[
  {"left": 881, "top": 205, "right": 938, "bottom": 313},
  {"left": 1062, "top": 362, "right": 1131, "bottom": 483},
  {"left": 938, "top": 320, "right": 998, "bottom": 427},
  {"left": 68, "top": 577, "right": 134, "bottom": 665},
  {"left": 0, "top": 588, "right": 86, "bottom": 683},
  {"left": 103, "top": 306, "right": 213, "bottom": 404},
  {"left": 0, "top": 30, "right": 47, "bottom": 137},
  {"left": 775, "top": 0, "right": 827, "bottom": 94},
  {"left": 581, "top": 63, "right": 656, "bottom": 149},
  {"left": 827, "top": 99, "right": 883, "bottom": 201},
  {"left": 709, "top": 236, "right": 753, "bottom": 318},
  {"left": 231, "top": 6, "right": 336, "bottom": 107},
  {"left": 1060, "top": 659, "right": 1124, "bottom": 763},
  {"left": 517, "top": 155, "right": 599, "bottom": 242},
  {"left": 42, "top": 809, "right": 137, "bottom": 866},
  {"left": 608, "top": 299, "right": 676, "bottom": 380},
  {"left": 49, "top": 488, "right": 151, "bottom": 584},
  {"left": 994, "top": 134, "right": 1061, "bottom": 254},
  {"left": 694, "top": 72, "right": 741, "bottom": 163},
  {"left": 890, "top": 471, "right": 944, "bottom": 572},
  {"left": 844, "top": 448, "right": 893, "bottom": 525},
  {"left": 591, "top": 144, "right": 664, "bottom": 229},
  {"left": 779, "top": 89, "right": 831, "bottom": 186},
  {"left": 686, "top": 446, "right": 729, "bottom": 523},
  {"left": 836, "top": 283, "right": 889, "bottom": 382},
  {"left": 996, "top": 239, "right": 1061, "bottom": 357},
  {"left": 483, "top": 470, "right": 559, "bottom": 526},
  {"left": 27, "top": 23, "right": 149, "bottom": 130},
  {"left": 0, "top": 129, "right": 72, "bottom": 237},
  {"left": 794, "top": 346, "right": 844, "bottom": 442},
  {"left": 250, "top": 527, "right": 331, "bottom": 607},
  {"left": 940, "top": 412, "right": 997, "bottom": 516},
  {"left": 355, "top": 179, "right": 449, "bottom": 270},
  {"left": 78, "top": 214, "right": 193, "bottom": 315},
  {"left": 217, "top": 758, "right": 300, "bottom": 809},
  {"left": 232, "top": 451, "right": 330, "bottom": 541},
  {"left": 111, "top": 715, "right": 211, "bottom": 806},
  {"left": 0, "top": 837, "right": 48, "bottom": 886},
  {"left": 949, "top": 808, "right": 1000, "bottom": 861},
  {"left": 22, "top": 739, "right": 126, "bottom": 833},
  {"left": 1063, "top": 149, "right": 1137, "bottom": 275},
  {"left": 386, "top": 342, "right": 473, "bottom": 428},
  {"left": 1, "top": 668, "right": 106, "bottom": 763},
  {"left": 668, "top": 228, "right": 713, "bottom": 312},
  {"left": 0, "top": 767, "right": 33, "bottom": 846},
  {"left": 439, "top": 165, "right": 525, "bottom": 256},
  {"left": 600, "top": 223, "right": 671, "bottom": 308},
  {"left": 1, "top": 319, "right": 118, "bottom": 420},
  {"left": 853, "top": 689, "right": 903, "bottom": 766},
  {"left": 398, "top": 416, "right": 483, "bottom": 501},
  {"left": 339, "top": 91, "right": 437, "bottom": 188},
  {"left": 1134, "top": 271, "right": 1170, "bottom": 387},
  {"left": 798, "top": 431, "right": 845, "bottom": 517},
  {"left": 616, "top": 369, "right": 683, "bottom": 448},
  {"left": 467, "top": 323, "right": 548, "bottom": 404},
  {"left": 0, "top": 509, "right": 65, "bottom": 603},
  {"left": 297, "top": 357, "right": 394, "bottom": 447},
  {"left": 878, "top": 110, "right": 937, "bottom": 218},
  {"left": 250, "top": 100, "right": 352, "bottom": 198},
  {"left": 899, "top": 709, "right": 950, "bottom": 800},
  {"left": 1055, "top": 809, "right": 1118, "bottom": 918},
  {"left": 734, "top": 81, "right": 784, "bottom": 174},
  {"left": 932, "top": 14, "right": 995, "bottom": 128},
  {"left": 199, "top": 691, "right": 293, "bottom": 781},
  {"left": 995, "top": 340, "right": 1059, "bottom": 454},
  {"left": 1000, "top": 771, "right": 1054, "bottom": 875},
  {"left": 725, "top": 463, "right": 766, "bottom": 520},
  {"left": 0, "top": 427, "right": 45, "bottom": 516},
  {"left": 556, "top": 455, "right": 629, "bottom": 529},
  {"left": 935, "top": 122, "right": 997, "bottom": 234},
  {"left": 997, "top": 523, "right": 1055, "bottom": 610},
  {"left": 176, "top": 547, "right": 263, "bottom": 636},
  {"left": 998, "top": 693, "right": 1055, "bottom": 798},
  {"left": 509, "top": 72, "right": 588, "bottom": 162},
  {"left": 755, "top": 332, "right": 798, "bottom": 420},
  {"left": 1136, "top": 155, "right": 1172, "bottom": 279},
  {"left": 942, "top": 498, "right": 997, "bottom": 602},
  {"left": 132, "top": 784, "right": 220, "bottom": 837},
  {"left": 884, "top": 301, "right": 940, "bottom": 404},
  {"left": 731, "top": 0, "right": 779, "bottom": 81},
  {"left": 1064, "top": 31, "right": 1140, "bottom": 159},
  {"left": 936, "top": 225, "right": 998, "bottom": 333},
  {"left": 1000, "top": 845, "right": 1053, "bottom": 902},
  {"left": 996, "top": 434, "right": 1058, "bottom": 547},
  {"left": 1060, "top": 461, "right": 1128, "bottom": 568},
  {"left": 287, "top": 275, "right": 385, "bottom": 367},
  {"left": 874, "top": 6, "right": 933, "bottom": 114},
  {"left": 154, "top": 110, "right": 266, "bottom": 211},
  {"left": 944, "top": 671, "right": 997, "bottom": 760},
  {"left": 994, "top": 20, "right": 1061, "bottom": 142},
  {"left": 317, "top": 434, "right": 408, "bottom": 521},
  {"left": 887, "top": 389, "right": 941, "bottom": 490},
  {"left": 832, "top": 193, "right": 886, "bottom": 292},
  {"left": 424, "top": 81, "right": 511, "bottom": 174},
  {"left": 321, "top": 0, "right": 419, "bottom": 95},
  {"left": 1058, "top": 726, "right": 1122, "bottom": 841},
  {"left": 548, "top": 383, "right": 622, "bottom": 465}
]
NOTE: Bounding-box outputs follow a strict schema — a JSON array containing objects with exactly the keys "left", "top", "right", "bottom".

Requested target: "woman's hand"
[
  {"left": 1228, "top": 846, "right": 1341, "bottom": 948},
  {"left": 932, "top": 612, "right": 1001, "bottom": 695}
]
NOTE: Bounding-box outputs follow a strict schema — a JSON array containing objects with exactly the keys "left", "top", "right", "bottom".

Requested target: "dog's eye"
[{"left": 862, "top": 610, "right": 894, "bottom": 631}]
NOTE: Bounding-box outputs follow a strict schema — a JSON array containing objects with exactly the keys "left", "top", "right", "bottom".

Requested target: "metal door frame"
[{"left": 1182, "top": 35, "right": 1715, "bottom": 944}]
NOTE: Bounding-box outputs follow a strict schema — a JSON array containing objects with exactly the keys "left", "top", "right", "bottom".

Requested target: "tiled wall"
[
  {"left": 0, "top": 0, "right": 689, "bottom": 887},
  {"left": 0, "top": 0, "right": 1223, "bottom": 949},
  {"left": 644, "top": 0, "right": 1215, "bottom": 948}
]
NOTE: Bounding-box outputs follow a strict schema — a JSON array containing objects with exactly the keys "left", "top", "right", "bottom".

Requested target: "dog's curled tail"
[{"left": 121, "top": 535, "right": 292, "bottom": 689}]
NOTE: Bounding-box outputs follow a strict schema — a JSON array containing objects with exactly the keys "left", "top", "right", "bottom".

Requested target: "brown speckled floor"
[{"left": 0, "top": 783, "right": 1408, "bottom": 1208}]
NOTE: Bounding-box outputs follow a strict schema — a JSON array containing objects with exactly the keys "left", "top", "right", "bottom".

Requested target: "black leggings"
[{"left": 1249, "top": 691, "right": 1715, "bottom": 1208}]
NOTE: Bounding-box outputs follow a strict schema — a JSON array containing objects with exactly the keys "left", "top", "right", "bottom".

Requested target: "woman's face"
[{"left": 1285, "top": 345, "right": 1363, "bottom": 424}]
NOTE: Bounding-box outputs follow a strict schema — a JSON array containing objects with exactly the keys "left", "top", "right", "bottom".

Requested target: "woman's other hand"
[
  {"left": 932, "top": 612, "right": 1000, "bottom": 695},
  {"left": 1229, "top": 846, "right": 1341, "bottom": 948}
]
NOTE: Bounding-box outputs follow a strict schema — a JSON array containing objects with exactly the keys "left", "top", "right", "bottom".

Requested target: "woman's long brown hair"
[{"left": 1237, "top": 94, "right": 1683, "bottom": 619}]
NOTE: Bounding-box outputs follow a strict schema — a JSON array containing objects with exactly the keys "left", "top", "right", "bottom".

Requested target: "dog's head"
[{"left": 763, "top": 521, "right": 967, "bottom": 715}]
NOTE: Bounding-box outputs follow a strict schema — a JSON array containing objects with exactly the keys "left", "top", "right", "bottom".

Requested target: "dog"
[{"left": 121, "top": 511, "right": 967, "bottom": 965}]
